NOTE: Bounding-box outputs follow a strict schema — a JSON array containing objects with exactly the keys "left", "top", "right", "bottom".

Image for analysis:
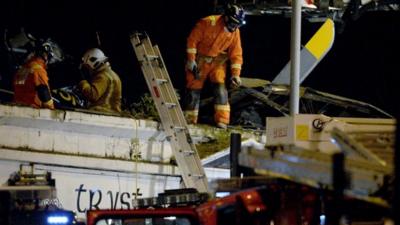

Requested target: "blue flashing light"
[
  {"left": 47, "top": 215, "right": 69, "bottom": 224},
  {"left": 216, "top": 192, "right": 230, "bottom": 198},
  {"left": 320, "top": 214, "right": 326, "bottom": 225}
]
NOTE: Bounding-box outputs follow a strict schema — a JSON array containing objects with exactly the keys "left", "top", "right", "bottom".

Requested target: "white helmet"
[{"left": 81, "top": 48, "right": 108, "bottom": 70}]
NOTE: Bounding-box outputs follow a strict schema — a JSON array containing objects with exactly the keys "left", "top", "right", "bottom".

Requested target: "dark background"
[{"left": 0, "top": 0, "right": 399, "bottom": 116}]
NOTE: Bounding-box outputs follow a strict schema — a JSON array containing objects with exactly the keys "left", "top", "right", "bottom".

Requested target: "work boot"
[
  {"left": 216, "top": 122, "right": 227, "bottom": 129},
  {"left": 184, "top": 111, "right": 198, "bottom": 125}
]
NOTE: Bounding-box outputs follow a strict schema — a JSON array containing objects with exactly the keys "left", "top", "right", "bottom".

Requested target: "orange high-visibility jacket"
[
  {"left": 13, "top": 56, "right": 54, "bottom": 109},
  {"left": 187, "top": 15, "right": 243, "bottom": 76}
]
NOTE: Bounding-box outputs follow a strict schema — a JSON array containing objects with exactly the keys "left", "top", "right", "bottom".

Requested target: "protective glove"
[
  {"left": 230, "top": 76, "right": 242, "bottom": 89},
  {"left": 186, "top": 60, "right": 200, "bottom": 80},
  {"left": 78, "top": 80, "right": 90, "bottom": 91},
  {"left": 186, "top": 60, "right": 197, "bottom": 72}
]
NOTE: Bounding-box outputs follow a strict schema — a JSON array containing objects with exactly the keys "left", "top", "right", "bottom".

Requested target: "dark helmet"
[
  {"left": 35, "top": 39, "right": 64, "bottom": 64},
  {"left": 224, "top": 4, "right": 246, "bottom": 31}
]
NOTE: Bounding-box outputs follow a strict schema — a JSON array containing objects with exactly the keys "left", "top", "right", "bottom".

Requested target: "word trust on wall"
[{"left": 75, "top": 184, "right": 143, "bottom": 212}]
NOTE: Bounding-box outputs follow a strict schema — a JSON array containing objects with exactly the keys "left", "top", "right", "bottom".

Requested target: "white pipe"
[{"left": 289, "top": 0, "right": 302, "bottom": 115}]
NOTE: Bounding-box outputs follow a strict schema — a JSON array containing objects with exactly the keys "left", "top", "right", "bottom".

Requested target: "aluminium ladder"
[{"left": 130, "top": 32, "right": 209, "bottom": 193}]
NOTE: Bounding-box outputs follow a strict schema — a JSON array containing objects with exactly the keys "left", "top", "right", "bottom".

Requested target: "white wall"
[{"left": 0, "top": 160, "right": 182, "bottom": 219}]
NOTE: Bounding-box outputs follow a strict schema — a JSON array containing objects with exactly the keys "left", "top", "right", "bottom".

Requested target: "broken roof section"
[{"left": 200, "top": 78, "right": 392, "bottom": 130}]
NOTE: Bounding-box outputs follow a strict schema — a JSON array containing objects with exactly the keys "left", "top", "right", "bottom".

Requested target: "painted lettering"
[
  {"left": 75, "top": 184, "right": 87, "bottom": 213},
  {"left": 120, "top": 192, "right": 130, "bottom": 209},
  {"left": 132, "top": 188, "right": 143, "bottom": 198},
  {"left": 273, "top": 127, "right": 288, "bottom": 138},
  {"left": 107, "top": 191, "right": 119, "bottom": 210},
  {"left": 75, "top": 184, "right": 143, "bottom": 213},
  {"left": 89, "top": 189, "right": 102, "bottom": 210}
]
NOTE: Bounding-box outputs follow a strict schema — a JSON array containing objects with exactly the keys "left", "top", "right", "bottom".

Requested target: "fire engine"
[{"left": 86, "top": 178, "right": 391, "bottom": 225}]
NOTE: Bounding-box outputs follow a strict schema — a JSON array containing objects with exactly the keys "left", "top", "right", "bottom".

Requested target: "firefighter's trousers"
[{"left": 184, "top": 54, "right": 230, "bottom": 126}]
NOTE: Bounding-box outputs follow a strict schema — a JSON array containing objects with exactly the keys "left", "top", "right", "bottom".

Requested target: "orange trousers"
[{"left": 184, "top": 54, "right": 230, "bottom": 125}]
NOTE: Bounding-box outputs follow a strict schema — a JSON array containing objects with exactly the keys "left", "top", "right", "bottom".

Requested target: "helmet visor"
[
  {"left": 43, "top": 40, "right": 64, "bottom": 64},
  {"left": 226, "top": 16, "right": 245, "bottom": 32}
]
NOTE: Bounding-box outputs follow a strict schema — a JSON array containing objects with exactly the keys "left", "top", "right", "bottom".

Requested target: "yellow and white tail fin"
[{"left": 272, "top": 18, "right": 335, "bottom": 85}]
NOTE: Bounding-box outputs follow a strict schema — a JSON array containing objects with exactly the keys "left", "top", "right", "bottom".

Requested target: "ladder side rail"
[
  {"left": 131, "top": 35, "right": 182, "bottom": 135},
  {"left": 151, "top": 45, "right": 208, "bottom": 191},
  {"left": 152, "top": 45, "right": 207, "bottom": 176},
  {"left": 139, "top": 37, "right": 184, "bottom": 129},
  {"left": 130, "top": 36, "right": 173, "bottom": 132},
  {"left": 131, "top": 35, "right": 195, "bottom": 187},
  {"left": 153, "top": 45, "right": 189, "bottom": 128},
  {"left": 130, "top": 33, "right": 208, "bottom": 192},
  {"left": 151, "top": 46, "right": 183, "bottom": 126},
  {"left": 174, "top": 131, "right": 207, "bottom": 172}
]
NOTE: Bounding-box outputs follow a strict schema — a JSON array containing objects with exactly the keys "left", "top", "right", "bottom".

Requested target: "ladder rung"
[
  {"left": 190, "top": 174, "right": 205, "bottom": 179},
  {"left": 165, "top": 135, "right": 172, "bottom": 141},
  {"left": 156, "top": 78, "right": 168, "bottom": 84},
  {"left": 163, "top": 102, "right": 177, "bottom": 108},
  {"left": 172, "top": 126, "right": 185, "bottom": 131},
  {"left": 145, "top": 54, "right": 159, "bottom": 60},
  {"left": 182, "top": 150, "right": 195, "bottom": 155}
]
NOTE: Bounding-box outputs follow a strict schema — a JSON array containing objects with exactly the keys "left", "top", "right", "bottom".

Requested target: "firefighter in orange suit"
[
  {"left": 184, "top": 4, "right": 245, "bottom": 129},
  {"left": 78, "top": 48, "right": 122, "bottom": 113},
  {"left": 13, "top": 41, "right": 58, "bottom": 109}
]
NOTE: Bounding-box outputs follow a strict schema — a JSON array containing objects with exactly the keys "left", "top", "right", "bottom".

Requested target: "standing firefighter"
[
  {"left": 78, "top": 48, "right": 122, "bottom": 113},
  {"left": 13, "top": 40, "right": 61, "bottom": 109},
  {"left": 184, "top": 4, "right": 245, "bottom": 129}
]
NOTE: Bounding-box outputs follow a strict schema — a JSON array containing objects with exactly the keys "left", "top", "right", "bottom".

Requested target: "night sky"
[{"left": 1, "top": 0, "right": 399, "bottom": 116}]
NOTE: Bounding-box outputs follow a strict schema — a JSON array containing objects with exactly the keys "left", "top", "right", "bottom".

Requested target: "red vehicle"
[
  {"left": 86, "top": 187, "right": 267, "bottom": 225},
  {"left": 87, "top": 207, "right": 199, "bottom": 225},
  {"left": 86, "top": 180, "right": 391, "bottom": 225}
]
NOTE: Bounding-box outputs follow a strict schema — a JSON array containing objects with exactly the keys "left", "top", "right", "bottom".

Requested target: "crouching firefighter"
[
  {"left": 184, "top": 4, "right": 245, "bottom": 129},
  {"left": 78, "top": 48, "right": 122, "bottom": 113}
]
